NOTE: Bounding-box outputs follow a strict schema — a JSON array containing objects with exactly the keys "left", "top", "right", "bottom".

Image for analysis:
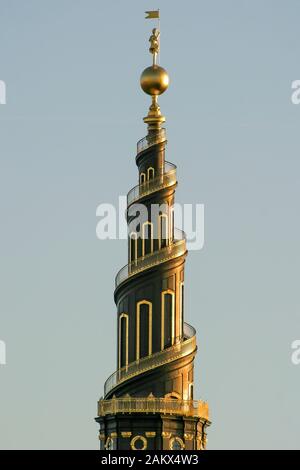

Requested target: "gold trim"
[
  {"left": 147, "top": 167, "right": 155, "bottom": 180},
  {"left": 142, "top": 221, "right": 154, "bottom": 256},
  {"left": 105, "top": 436, "right": 113, "bottom": 450},
  {"left": 158, "top": 213, "right": 169, "bottom": 249},
  {"left": 128, "top": 160, "right": 176, "bottom": 207},
  {"left": 136, "top": 300, "right": 152, "bottom": 361},
  {"left": 121, "top": 432, "right": 132, "bottom": 438},
  {"left": 184, "top": 433, "right": 193, "bottom": 440},
  {"left": 115, "top": 233, "right": 186, "bottom": 289},
  {"left": 98, "top": 397, "right": 209, "bottom": 419},
  {"left": 129, "top": 232, "right": 138, "bottom": 265},
  {"left": 104, "top": 322, "right": 196, "bottom": 397},
  {"left": 140, "top": 172, "right": 146, "bottom": 184},
  {"left": 188, "top": 382, "right": 194, "bottom": 400},
  {"left": 179, "top": 281, "right": 184, "bottom": 339},
  {"left": 170, "top": 206, "right": 174, "bottom": 240},
  {"left": 162, "top": 431, "right": 171, "bottom": 438},
  {"left": 145, "top": 432, "right": 156, "bottom": 438},
  {"left": 119, "top": 313, "right": 129, "bottom": 370},
  {"left": 110, "top": 432, "right": 118, "bottom": 438},
  {"left": 161, "top": 289, "right": 175, "bottom": 350},
  {"left": 169, "top": 436, "right": 185, "bottom": 450},
  {"left": 164, "top": 391, "right": 181, "bottom": 399},
  {"left": 130, "top": 435, "right": 147, "bottom": 450}
]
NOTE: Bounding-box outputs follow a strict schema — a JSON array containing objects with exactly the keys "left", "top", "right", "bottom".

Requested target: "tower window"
[
  {"left": 161, "top": 290, "right": 175, "bottom": 350},
  {"left": 129, "top": 232, "right": 138, "bottom": 264},
  {"left": 170, "top": 206, "right": 174, "bottom": 240},
  {"left": 119, "top": 313, "right": 129, "bottom": 369},
  {"left": 169, "top": 437, "right": 185, "bottom": 450},
  {"left": 179, "top": 282, "right": 184, "bottom": 339},
  {"left": 136, "top": 301, "right": 152, "bottom": 361},
  {"left": 189, "top": 383, "right": 194, "bottom": 400},
  {"left": 142, "top": 221, "right": 153, "bottom": 256},
  {"left": 159, "top": 213, "right": 169, "bottom": 249},
  {"left": 147, "top": 167, "right": 155, "bottom": 180},
  {"left": 130, "top": 435, "right": 147, "bottom": 450},
  {"left": 140, "top": 172, "right": 146, "bottom": 184}
]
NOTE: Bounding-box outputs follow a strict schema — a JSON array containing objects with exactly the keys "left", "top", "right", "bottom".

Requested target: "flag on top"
[{"left": 145, "top": 10, "right": 159, "bottom": 19}]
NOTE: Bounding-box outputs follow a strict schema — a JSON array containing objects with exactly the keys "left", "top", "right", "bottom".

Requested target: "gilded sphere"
[{"left": 140, "top": 65, "right": 169, "bottom": 95}]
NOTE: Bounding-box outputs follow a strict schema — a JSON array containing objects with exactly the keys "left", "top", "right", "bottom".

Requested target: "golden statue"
[{"left": 149, "top": 28, "right": 160, "bottom": 64}]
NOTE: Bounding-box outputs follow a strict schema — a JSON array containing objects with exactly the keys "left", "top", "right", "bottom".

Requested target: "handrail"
[
  {"left": 98, "top": 396, "right": 209, "bottom": 420},
  {"left": 115, "top": 233, "right": 186, "bottom": 289},
  {"left": 137, "top": 128, "right": 167, "bottom": 155},
  {"left": 104, "top": 323, "right": 196, "bottom": 397},
  {"left": 127, "top": 161, "right": 177, "bottom": 207}
]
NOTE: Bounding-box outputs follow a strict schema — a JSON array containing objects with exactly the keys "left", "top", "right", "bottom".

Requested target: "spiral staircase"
[{"left": 96, "top": 22, "right": 210, "bottom": 451}]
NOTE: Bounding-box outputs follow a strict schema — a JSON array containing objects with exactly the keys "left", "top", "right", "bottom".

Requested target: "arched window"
[
  {"left": 179, "top": 282, "right": 184, "bottom": 339},
  {"left": 170, "top": 206, "right": 175, "bottom": 240},
  {"left": 147, "top": 167, "right": 155, "bottom": 180},
  {"left": 188, "top": 383, "right": 194, "bottom": 400},
  {"left": 119, "top": 313, "right": 129, "bottom": 369},
  {"left": 142, "top": 221, "right": 153, "bottom": 256},
  {"left": 129, "top": 232, "right": 137, "bottom": 264},
  {"left": 136, "top": 300, "right": 152, "bottom": 361},
  {"left": 169, "top": 437, "right": 185, "bottom": 450},
  {"left": 158, "top": 213, "right": 169, "bottom": 249},
  {"left": 140, "top": 172, "right": 146, "bottom": 185},
  {"left": 161, "top": 290, "right": 175, "bottom": 350}
]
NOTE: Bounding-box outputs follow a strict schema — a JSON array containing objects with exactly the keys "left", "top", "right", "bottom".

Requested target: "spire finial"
[
  {"left": 140, "top": 11, "right": 169, "bottom": 132},
  {"left": 149, "top": 28, "right": 160, "bottom": 65}
]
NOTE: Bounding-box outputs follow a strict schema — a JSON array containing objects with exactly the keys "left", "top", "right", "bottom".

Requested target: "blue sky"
[{"left": 0, "top": 0, "right": 299, "bottom": 449}]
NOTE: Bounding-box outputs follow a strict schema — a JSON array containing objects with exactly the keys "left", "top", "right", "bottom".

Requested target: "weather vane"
[
  {"left": 140, "top": 9, "right": 169, "bottom": 131},
  {"left": 145, "top": 10, "right": 160, "bottom": 65}
]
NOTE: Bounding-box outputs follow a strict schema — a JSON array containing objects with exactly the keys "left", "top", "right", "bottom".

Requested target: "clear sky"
[{"left": 0, "top": 0, "right": 299, "bottom": 449}]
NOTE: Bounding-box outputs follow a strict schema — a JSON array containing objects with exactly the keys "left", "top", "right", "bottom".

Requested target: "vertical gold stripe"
[
  {"left": 170, "top": 206, "right": 174, "bottom": 241},
  {"left": 158, "top": 213, "right": 169, "bottom": 249},
  {"left": 179, "top": 281, "right": 184, "bottom": 340},
  {"left": 119, "top": 313, "right": 129, "bottom": 369},
  {"left": 140, "top": 172, "right": 146, "bottom": 184},
  {"left": 136, "top": 300, "right": 152, "bottom": 360},
  {"left": 147, "top": 167, "right": 155, "bottom": 180},
  {"left": 129, "top": 232, "right": 137, "bottom": 265},
  {"left": 142, "top": 222, "right": 153, "bottom": 256},
  {"left": 136, "top": 304, "right": 140, "bottom": 361},
  {"left": 161, "top": 290, "right": 175, "bottom": 350}
]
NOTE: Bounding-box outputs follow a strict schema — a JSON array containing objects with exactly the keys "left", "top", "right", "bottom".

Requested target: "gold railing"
[
  {"left": 98, "top": 396, "right": 209, "bottom": 420},
  {"left": 104, "top": 323, "right": 196, "bottom": 397},
  {"left": 127, "top": 161, "right": 176, "bottom": 207},
  {"left": 137, "top": 128, "right": 167, "bottom": 154},
  {"left": 115, "top": 229, "right": 186, "bottom": 289}
]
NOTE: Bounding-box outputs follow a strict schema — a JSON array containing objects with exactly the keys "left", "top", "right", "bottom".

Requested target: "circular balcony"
[
  {"left": 104, "top": 322, "right": 196, "bottom": 398},
  {"left": 98, "top": 396, "right": 209, "bottom": 420},
  {"left": 137, "top": 128, "right": 167, "bottom": 155},
  {"left": 127, "top": 161, "right": 177, "bottom": 208},
  {"left": 115, "top": 228, "right": 186, "bottom": 289}
]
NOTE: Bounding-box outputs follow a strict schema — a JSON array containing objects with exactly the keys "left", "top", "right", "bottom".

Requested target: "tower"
[{"left": 96, "top": 17, "right": 210, "bottom": 451}]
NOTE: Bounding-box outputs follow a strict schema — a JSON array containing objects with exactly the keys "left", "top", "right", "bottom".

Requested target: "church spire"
[{"left": 140, "top": 24, "right": 169, "bottom": 132}]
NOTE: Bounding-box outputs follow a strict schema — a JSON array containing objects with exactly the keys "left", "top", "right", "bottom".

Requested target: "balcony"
[
  {"left": 98, "top": 396, "right": 209, "bottom": 420},
  {"left": 127, "top": 161, "right": 177, "bottom": 208},
  {"left": 137, "top": 128, "right": 167, "bottom": 155},
  {"left": 104, "top": 322, "right": 196, "bottom": 398},
  {"left": 115, "top": 228, "right": 186, "bottom": 289}
]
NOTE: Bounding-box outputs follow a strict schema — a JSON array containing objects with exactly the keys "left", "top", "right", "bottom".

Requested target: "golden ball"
[{"left": 140, "top": 65, "right": 169, "bottom": 96}]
